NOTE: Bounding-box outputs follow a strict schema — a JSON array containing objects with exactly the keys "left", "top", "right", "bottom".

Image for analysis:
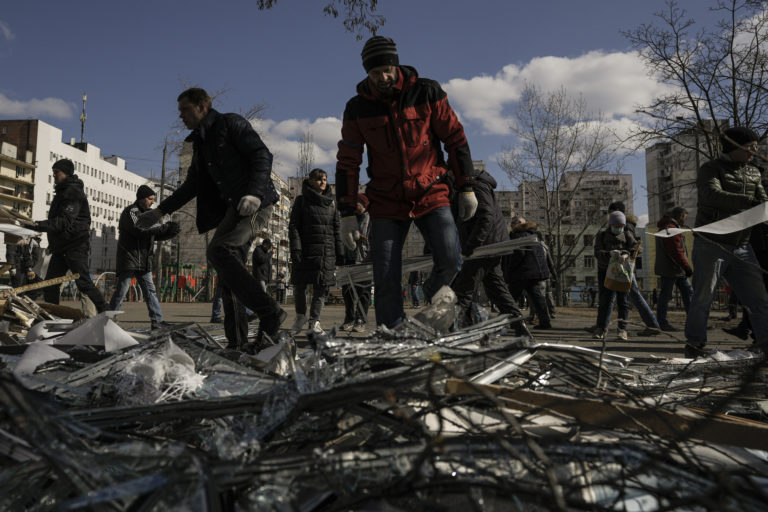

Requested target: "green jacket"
[{"left": 695, "top": 155, "right": 767, "bottom": 247}]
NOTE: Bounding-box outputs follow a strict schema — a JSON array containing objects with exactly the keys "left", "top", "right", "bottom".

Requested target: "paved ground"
[{"left": 68, "top": 299, "right": 752, "bottom": 361}]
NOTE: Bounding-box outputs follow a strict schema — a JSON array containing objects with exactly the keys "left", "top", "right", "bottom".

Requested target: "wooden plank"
[{"left": 445, "top": 378, "right": 768, "bottom": 450}]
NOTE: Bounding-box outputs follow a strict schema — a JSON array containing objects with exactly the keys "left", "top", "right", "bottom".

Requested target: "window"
[
  {"left": 584, "top": 255, "right": 594, "bottom": 268},
  {"left": 563, "top": 234, "right": 576, "bottom": 246},
  {"left": 583, "top": 234, "right": 594, "bottom": 247}
]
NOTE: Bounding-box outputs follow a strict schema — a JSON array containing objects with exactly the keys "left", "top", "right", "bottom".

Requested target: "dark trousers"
[
  {"left": 207, "top": 206, "right": 278, "bottom": 348},
  {"left": 294, "top": 282, "right": 328, "bottom": 322},
  {"left": 44, "top": 248, "right": 107, "bottom": 312},
  {"left": 453, "top": 257, "right": 521, "bottom": 320},
  {"left": 343, "top": 281, "right": 372, "bottom": 325},
  {"left": 507, "top": 278, "right": 551, "bottom": 327}
]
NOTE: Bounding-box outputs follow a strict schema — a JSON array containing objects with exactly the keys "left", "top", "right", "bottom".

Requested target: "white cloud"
[
  {"left": 0, "top": 93, "right": 73, "bottom": 119},
  {"left": 636, "top": 214, "right": 649, "bottom": 228},
  {"left": 0, "top": 21, "right": 14, "bottom": 41},
  {"left": 443, "top": 51, "right": 671, "bottom": 136},
  {"left": 252, "top": 116, "right": 342, "bottom": 180}
]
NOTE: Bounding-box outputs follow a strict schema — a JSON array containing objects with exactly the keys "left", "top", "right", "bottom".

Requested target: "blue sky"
[{"left": 0, "top": 0, "right": 720, "bottom": 224}]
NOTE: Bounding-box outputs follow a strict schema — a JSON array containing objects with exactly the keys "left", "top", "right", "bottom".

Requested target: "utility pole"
[{"left": 79, "top": 93, "right": 87, "bottom": 143}]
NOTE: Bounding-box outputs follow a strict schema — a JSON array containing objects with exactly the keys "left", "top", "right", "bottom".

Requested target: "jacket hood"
[
  {"left": 302, "top": 178, "right": 334, "bottom": 206},
  {"left": 656, "top": 215, "right": 679, "bottom": 229},
  {"left": 356, "top": 65, "right": 419, "bottom": 101},
  {"left": 475, "top": 170, "right": 497, "bottom": 190},
  {"left": 55, "top": 174, "right": 84, "bottom": 192},
  {"left": 512, "top": 221, "right": 537, "bottom": 234},
  {"left": 626, "top": 214, "right": 638, "bottom": 226}
]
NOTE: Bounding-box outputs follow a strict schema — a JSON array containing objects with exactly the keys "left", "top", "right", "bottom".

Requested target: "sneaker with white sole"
[
  {"left": 291, "top": 314, "right": 307, "bottom": 333},
  {"left": 308, "top": 320, "right": 324, "bottom": 335},
  {"left": 353, "top": 323, "right": 366, "bottom": 333},
  {"left": 617, "top": 329, "right": 628, "bottom": 341},
  {"left": 340, "top": 322, "right": 354, "bottom": 331},
  {"left": 592, "top": 328, "right": 605, "bottom": 340}
]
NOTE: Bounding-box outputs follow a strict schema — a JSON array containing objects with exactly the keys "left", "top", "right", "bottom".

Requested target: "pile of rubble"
[{"left": 1, "top": 287, "right": 767, "bottom": 511}]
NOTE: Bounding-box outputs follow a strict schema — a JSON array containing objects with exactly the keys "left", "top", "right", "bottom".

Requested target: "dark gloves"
[
  {"left": 164, "top": 221, "right": 181, "bottom": 237},
  {"left": 684, "top": 267, "right": 693, "bottom": 278},
  {"left": 291, "top": 250, "right": 302, "bottom": 264},
  {"left": 34, "top": 220, "right": 49, "bottom": 232}
]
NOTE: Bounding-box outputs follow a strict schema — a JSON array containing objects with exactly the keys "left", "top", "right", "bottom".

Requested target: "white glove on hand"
[
  {"left": 136, "top": 208, "right": 164, "bottom": 229},
  {"left": 237, "top": 195, "right": 261, "bottom": 216},
  {"left": 458, "top": 189, "right": 478, "bottom": 221},
  {"left": 340, "top": 216, "right": 360, "bottom": 251}
]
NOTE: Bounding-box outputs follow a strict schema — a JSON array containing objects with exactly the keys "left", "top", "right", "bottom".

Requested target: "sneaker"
[
  {"left": 684, "top": 343, "right": 706, "bottom": 359},
  {"left": 637, "top": 327, "right": 661, "bottom": 336},
  {"left": 210, "top": 316, "right": 223, "bottom": 324},
  {"left": 340, "top": 322, "right": 354, "bottom": 331},
  {"left": 308, "top": 320, "right": 324, "bottom": 335},
  {"left": 584, "top": 325, "right": 599, "bottom": 334},
  {"left": 353, "top": 323, "right": 366, "bottom": 333},
  {"left": 659, "top": 324, "right": 677, "bottom": 332},
  {"left": 593, "top": 329, "right": 605, "bottom": 340},
  {"left": 151, "top": 321, "right": 173, "bottom": 330},
  {"left": 291, "top": 314, "right": 307, "bottom": 333},
  {"left": 617, "top": 329, "right": 628, "bottom": 341}
]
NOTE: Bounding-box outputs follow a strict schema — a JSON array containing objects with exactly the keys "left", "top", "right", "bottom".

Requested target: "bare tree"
[
  {"left": 624, "top": 0, "right": 768, "bottom": 159},
  {"left": 256, "top": 0, "right": 385, "bottom": 39},
  {"left": 498, "top": 84, "right": 626, "bottom": 301},
  {"left": 297, "top": 128, "right": 315, "bottom": 179}
]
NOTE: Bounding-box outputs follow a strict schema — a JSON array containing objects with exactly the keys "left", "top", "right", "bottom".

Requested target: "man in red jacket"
[
  {"left": 336, "top": 36, "right": 478, "bottom": 328},
  {"left": 654, "top": 206, "right": 693, "bottom": 331}
]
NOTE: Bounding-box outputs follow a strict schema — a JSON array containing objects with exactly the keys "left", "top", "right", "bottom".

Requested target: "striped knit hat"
[{"left": 361, "top": 36, "right": 399, "bottom": 72}]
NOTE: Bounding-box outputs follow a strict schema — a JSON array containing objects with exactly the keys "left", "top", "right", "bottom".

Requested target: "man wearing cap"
[
  {"left": 34, "top": 158, "right": 108, "bottom": 312},
  {"left": 109, "top": 185, "right": 180, "bottom": 329},
  {"left": 136, "top": 87, "right": 286, "bottom": 350},
  {"left": 684, "top": 126, "right": 768, "bottom": 357},
  {"left": 336, "top": 36, "right": 478, "bottom": 328}
]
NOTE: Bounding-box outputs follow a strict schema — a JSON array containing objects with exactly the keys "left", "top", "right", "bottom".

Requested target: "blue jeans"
[
  {"left": 596, "top": 267, "right": 629, "bottom": 330},
  {"left": 371, "top": 206, "right": 461, "bottom": 328},
  {"left": 685, "top": 239, "right": 768, "bottom": 347},
  {"left": 109, "top": 271, "right": 163, "bottom": 323},
  {"left": 628, "top": 277, "right": 659, "bottom": 328},
  {"left": 657, "top": 275, "right": 693, "bottom": 327}
]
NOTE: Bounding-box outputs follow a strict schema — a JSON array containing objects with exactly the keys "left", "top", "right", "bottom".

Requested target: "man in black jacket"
[
  {"left": 451, "top": 171, "right": 522, "bottom": 328},
  {"left": 251, "top": 238, "right": 273, "bottom": 293},
  {"left": 34, "top": 159, "right": 108, "bottom": 312},
  {"left": 109, "top": 185, "right": 180, "bottom": 329},
  {"left": 137, "top": 88, "right": 285, "bottom": 350}
]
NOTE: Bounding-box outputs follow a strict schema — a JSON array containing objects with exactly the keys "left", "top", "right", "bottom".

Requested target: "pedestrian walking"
[
  {"left": 504, "top": 217, "right": 551, "bottom": 330},
  {"left": 654, "top": 206, "right": 693, "bottom": 331},
  {"left": 341, "top": 194, "right": 372, "bottom": 332}
]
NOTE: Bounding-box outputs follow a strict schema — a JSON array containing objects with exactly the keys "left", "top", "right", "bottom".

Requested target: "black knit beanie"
[
  {"left": 721, "top": 126, "right": 759, "bottom": 153},
  {"left": 362, "top": 36, "right": 399, "bottom": 72},
  {"left": 52, "top": 159, "right": 75, "bottom": 176},
  {"left": 136, "top": 185, "right": 156, "bottom": 200}
]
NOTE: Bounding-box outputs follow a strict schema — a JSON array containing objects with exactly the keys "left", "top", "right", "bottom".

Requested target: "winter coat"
[
  {"left": 158, "top": 108, "right": 278, "bottom": 233},
  {"left": 504, "top": 222, "right": 551, "bottom": 282},
  {"left": 654, "top": 215, "right": 691, "bottom": 278},
  {"left": 116, "top": 202, "right": 180, "bottom": 274},
  {"left": 35, "top": 175, "right": 91, "bottom": 254},
  {"left": 7, "top": 238, "right": 40, "bottom": 272},
  {"left": 252, "top": 245, "right": 272, "bottom": 284},
  {"left": 695, "top": 155, "right": 767, "bottom": 247},
  {"left": 594, "top": 227, "right": 638, "bottom": 270},
  {"left": 336, "top": 65, "right": 476, "bottom": 220},
  {"left": 343, "top": 211, "right": 371, "bottom": 265},
  {"left": 455, "top": 171, "right": 508, "bottom": 256},
  {"left": 289, "top": 180, "right": 343, "bottom": 286}
]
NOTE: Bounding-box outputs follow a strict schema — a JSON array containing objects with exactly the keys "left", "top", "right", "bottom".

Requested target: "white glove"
[
  {"left": 136, "top": 208, "right": 164, "bottom": 229},
  {"left": 237, "top": 195, "right": 261, "bottom": 216},
  {"left": 340, "top": 216, "right": 360, "bottom": 251},
  {"left": 458, "top": 189, "right": 478, "bottom": 221}
]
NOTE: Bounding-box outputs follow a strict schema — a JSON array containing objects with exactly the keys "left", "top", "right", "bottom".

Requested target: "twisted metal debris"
[{"left": 0, "top": 300, "right": 767, "bottom": 511}]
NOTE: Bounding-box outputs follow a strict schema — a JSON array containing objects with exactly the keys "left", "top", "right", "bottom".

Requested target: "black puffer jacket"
[
  {"left": 504, "top": 222, "right": 550, "bottom": 282},
  {"left": 252, "top": 245, "right": 272, "bottom": 283},
  {"left": 159, "top": 108, "right": 278, "bottom": 233},
  {"left": 116, "top": 202, "right": 180, "bottom": 274},
  {"left": 289, "top": 180, "right": 343, "bottom": 286},
  {"left": 455, "top": 171, "right": 508, "bottom": 255},
  {"left": 35, "top": 175, "right": 91, "bottom": 254},
  {"left": 695, "top": 155, "right": 768, "bottom": 246}
]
